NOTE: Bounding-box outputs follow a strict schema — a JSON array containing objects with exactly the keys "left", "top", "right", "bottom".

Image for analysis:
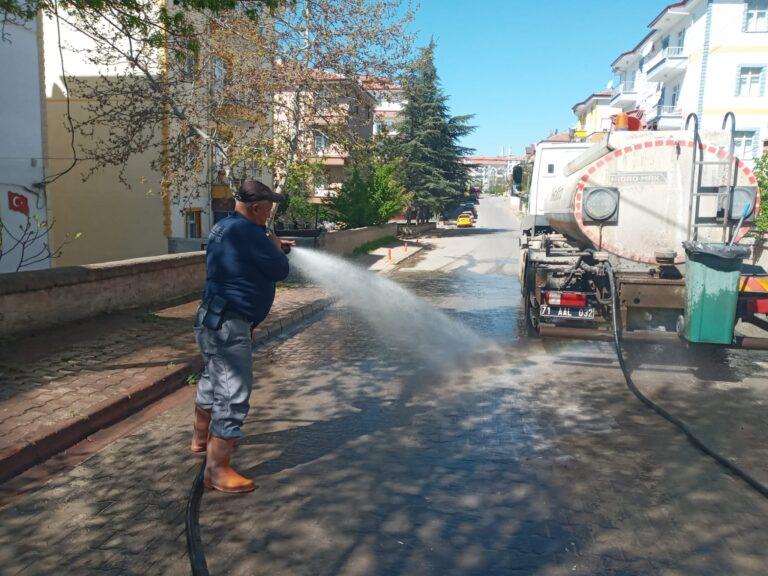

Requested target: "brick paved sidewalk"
[{"left": 0, "top": 287, "right": 330, "bottom": 483}]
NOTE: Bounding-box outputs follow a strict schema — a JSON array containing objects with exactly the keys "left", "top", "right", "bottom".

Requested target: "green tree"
[
  {"left": 397, "top": 41, "right": 474, "bottom": 222},
  {"left": 330, "top": 167, "right": 377, "bottom": 229},
  {"left": 753, "top": 152, "right": 768, "bottom": 232},
  {"left": 370, "top": 162, "right": 408, "bottom": 223},
  {"left": 330, "top": 160, "right": 407, "bottom": 229}
]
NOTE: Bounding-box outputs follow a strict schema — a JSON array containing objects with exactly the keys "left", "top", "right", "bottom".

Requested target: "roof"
[
  {"left": 610, "top": 29, "right": 656, "bottom": 69},
  {"left": 461, "top": 155, "right": 523, "bottom": 165},
  {"left": 540, "top": 132, "right": 573, "bottom": 144},
  {"left": 360, "top": 76, "right": 401, "bottom": 91},
  {"left": 571, "top": 91, "right": 617, "bottom": 113},
  {"left": 648, "top": 0, "right": 690, "bottom": 28},
  {"left": 610, "top": 0, "right": 693, "bottom": 70}
]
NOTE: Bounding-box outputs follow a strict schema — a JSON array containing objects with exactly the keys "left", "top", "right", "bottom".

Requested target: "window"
[
  {"left": 213, "top": 210, "right": 233, "bottom": 224},
  {"left": 546, "top": 164, "right": 555, "bottom": 175},
  {"left": 737, "top": 66, "right": 764, "bottom": 96},
  {"left": 212, "top": 57, "right": 226, "bottom": 94},
  {"left": 182, "top": 47, "right": 196, "bottom": 81},
  {"left": 746, "top": 0, "right": 768, "bottom": 32},
  {"left": 671, "top": 84, "right": 680, "bottom": 107},
  {"left": 185, "top": 209, "right": 202, "bottom": 238},
  {"left": 734, "top": 131, "right": 757, "bottom": 160},
  {"left": 317, "top": 89, "right": 333, "bottom": 109},
  {"left": 676, "top": 28, "right": 686, "bottom": 48},
  {"left": 313, "top": 130, "right": 330, "bottom": 152}
]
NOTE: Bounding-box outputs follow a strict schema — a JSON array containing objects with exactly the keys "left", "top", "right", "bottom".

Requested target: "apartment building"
[
  {"left": 296, "top": 78, "right": 376, "bottom": 199},
  {"left": 0, "top": 15, "right": 51, "bottom": 273},
  {"left": 42, "top": 13, "right": 167, "bottom": 265},
  {"left": 610, "top": 0, "right": 768, "bottom": 162},
  {"left": 361, "top": 78, "right": 405, "bottom": 136},
  {"left": 462, "top": 155, "right": 523, "bottom": 193},
  {"left": 41, "top": 9, "right": 272, "bottom": 263}
]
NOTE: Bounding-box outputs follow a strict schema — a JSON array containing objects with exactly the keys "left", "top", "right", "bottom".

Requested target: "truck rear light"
[{"left": 545, "top": 291, "right": 587, "bottom": 307}]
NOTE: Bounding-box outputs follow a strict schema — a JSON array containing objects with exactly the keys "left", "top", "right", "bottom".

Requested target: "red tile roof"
[{"left": 540, "top": 132, "right": 573, "bottom": 143}]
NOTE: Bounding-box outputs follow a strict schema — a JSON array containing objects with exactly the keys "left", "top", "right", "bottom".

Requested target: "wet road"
[{"left": 1, "top": 196, "right": 767, "bottom": 575}]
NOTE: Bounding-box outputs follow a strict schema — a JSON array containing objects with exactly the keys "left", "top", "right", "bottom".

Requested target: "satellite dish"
[{"left": 606, "top": 80, "right": 614, "bottom": 90}]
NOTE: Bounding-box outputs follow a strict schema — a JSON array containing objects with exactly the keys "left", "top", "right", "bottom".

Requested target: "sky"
[{"left": 409, "top": 0, "right": 674, "bottom": 156}]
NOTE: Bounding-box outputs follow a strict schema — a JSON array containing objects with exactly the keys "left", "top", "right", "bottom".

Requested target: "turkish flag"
[{"left": 8, "top": 191, "right": 29, "bottom": 215}]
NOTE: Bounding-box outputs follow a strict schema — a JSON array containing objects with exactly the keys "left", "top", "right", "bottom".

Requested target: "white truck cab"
[{"left": 521, "top": 141, "right": 592, "bottom": 237}]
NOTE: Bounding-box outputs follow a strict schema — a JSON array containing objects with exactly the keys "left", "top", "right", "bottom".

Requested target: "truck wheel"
[{"left": 523, "top": 265, "right": 540, "bottom": 337}]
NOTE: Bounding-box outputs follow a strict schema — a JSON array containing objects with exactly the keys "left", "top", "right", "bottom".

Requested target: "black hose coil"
[{"left": 604, "top": 262, "right": 768, "bottom": 500}]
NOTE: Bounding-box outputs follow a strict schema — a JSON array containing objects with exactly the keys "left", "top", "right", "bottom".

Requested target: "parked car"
[{"left": 456, "top": 212, "right": 474, "bottom": 228}]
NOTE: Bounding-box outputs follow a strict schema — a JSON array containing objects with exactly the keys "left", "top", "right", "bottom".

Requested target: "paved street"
[{"left": 1, "top": 197, "right": 768, "bottom": 575}]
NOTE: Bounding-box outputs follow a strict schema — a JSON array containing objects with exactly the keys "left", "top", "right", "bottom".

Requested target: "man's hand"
[
  {"left": 267, "top": 231, "right": 296, "bottom": 254},
  {"left": 267, "top": 230, "right": 283, "bottom": 251}
]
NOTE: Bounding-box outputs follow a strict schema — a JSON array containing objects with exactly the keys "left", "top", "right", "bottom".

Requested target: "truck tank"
[{"left": 542, "top": 130, "right": 760, "bottom": 268}]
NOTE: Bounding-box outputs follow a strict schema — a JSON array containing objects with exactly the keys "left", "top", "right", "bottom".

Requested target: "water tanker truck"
[{"left": 519, "top": 113, "right": 768, "bottom": 348}]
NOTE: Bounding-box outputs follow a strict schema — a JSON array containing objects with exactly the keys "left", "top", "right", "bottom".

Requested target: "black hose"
[
  {"left": 186, "top": 458, "right": 210, "bottom": 576},
  {"left": 604, "top": 262, "right": 768, "bottom": 500}
]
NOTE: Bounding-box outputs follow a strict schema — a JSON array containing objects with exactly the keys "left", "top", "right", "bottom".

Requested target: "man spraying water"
[{"left": 190, "top": 179, "right": 294, "bottom": 493}]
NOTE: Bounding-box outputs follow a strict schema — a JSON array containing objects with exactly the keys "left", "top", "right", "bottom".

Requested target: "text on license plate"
[{"left": 540, "top": 306, "right": 596, "bottom": 319}]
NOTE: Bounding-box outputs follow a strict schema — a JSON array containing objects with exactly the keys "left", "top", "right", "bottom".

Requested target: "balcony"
[
  {"left": 646, "top": 46, "right": 687, "bottom": 82},
  {"left": 649, "top": 104, "right": 683, "bottom": 129},
  {"left": 611, "top": 81, "right": 639, "bottom": 108}
]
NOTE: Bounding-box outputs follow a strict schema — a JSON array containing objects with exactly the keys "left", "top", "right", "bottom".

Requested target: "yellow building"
[
  {"left": 46, "top": 85, "right": 166, "bottom": 267},
  {"left": 571, "top": 91, "right": 622, "bottom": 141}
]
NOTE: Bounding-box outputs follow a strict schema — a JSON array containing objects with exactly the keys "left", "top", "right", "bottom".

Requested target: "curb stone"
[{"left": 0, "top": 296, "right": 334, "bottom": 484}]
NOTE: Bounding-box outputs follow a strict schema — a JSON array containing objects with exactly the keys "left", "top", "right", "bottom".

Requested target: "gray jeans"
[{"left": 194, "top": 306, "right": 254, "bottom": 439}]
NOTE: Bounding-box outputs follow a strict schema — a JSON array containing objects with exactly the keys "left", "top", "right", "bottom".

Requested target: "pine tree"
[{"left": 398, "top": 41, "right": 475, "bottom": 221}]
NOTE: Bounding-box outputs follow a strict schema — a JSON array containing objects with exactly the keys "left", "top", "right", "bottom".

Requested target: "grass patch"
[
  {"left": 136, "top": 312, "right": 175, "bottom": 324},
  {"left": 351, "top": 235, "right": 397, "bottom": 257}
]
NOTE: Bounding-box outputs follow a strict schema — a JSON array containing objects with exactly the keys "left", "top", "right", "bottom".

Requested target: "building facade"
[
  {"left": 41, "top": 10, "right": 275, "bottom": 263},
  {"left": 0, "top": 15, "right": 51, "bottom": 273},
  {"left": 610, "top": 0, "right": 768, "bottom": 162},
  {"left": 572, "top": 91, "right": 622, "bottom": 140},
  {"left": 463, "top": 155, "right": 523, "bottom": 193},
  {"left": 42, "top": 12, "right": 178, "bottom": 265},
  {"left": 306, "top": 79, "right": 377, "bottom": 199},
  {"left": 362, "top": 79, "right": 405, "bottom": 136}
]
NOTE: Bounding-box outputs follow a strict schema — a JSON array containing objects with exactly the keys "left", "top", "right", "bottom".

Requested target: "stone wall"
[
  {"left": 0, "top": 253, "right": 205, "bottom": 338},
  {"left": 317, "top": 223, "right": 398, "bottom": 255},
  {"left": 396, "top": 222, "right": 437, "bottom": 237}
]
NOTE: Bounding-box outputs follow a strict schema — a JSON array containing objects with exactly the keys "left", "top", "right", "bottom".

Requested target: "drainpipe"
[{"left": 697, "top": 0, "right": 714, "bottom": 119}]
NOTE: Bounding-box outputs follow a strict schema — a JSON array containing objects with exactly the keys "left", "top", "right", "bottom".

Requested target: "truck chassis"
[{"left": 522, "top": 233, "right": 688, "bottom": 340}]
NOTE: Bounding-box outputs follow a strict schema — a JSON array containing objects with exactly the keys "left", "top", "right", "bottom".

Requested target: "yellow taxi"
[{"left": 456, "top": 212, "right": 474, "bottom": 228}]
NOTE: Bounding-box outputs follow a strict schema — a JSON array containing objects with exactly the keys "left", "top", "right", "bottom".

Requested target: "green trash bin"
[{"left": 682, "top": 241, "right": 750, "bottom": 345}]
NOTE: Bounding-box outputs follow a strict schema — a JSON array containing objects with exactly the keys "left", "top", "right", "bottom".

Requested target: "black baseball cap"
[{"left": 233, "top": 179, "right": 284, "bottom": 203}]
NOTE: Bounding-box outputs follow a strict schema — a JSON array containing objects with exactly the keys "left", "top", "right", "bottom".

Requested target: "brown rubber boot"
[
  {"left": 190, "top": 406, "right": 211, "bottom": 453},
  {"left": 204, "top": 436, "right": 255, "bottom": 493}
]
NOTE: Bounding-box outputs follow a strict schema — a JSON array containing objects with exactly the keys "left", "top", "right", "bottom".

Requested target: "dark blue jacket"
[{"left": 203, "top": 213, "right": 289, "bottom": 324}]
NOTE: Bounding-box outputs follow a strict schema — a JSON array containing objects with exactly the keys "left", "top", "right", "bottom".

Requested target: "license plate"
[{"left": 540, "top": 306, "right": 596, "bottom": 320}]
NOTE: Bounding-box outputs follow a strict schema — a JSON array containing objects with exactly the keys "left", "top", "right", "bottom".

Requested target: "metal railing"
[
  {"left": 664, "top": 46, "right": 685, "bottom": 57},
  {"left": 621, "top": 80, "right": 637, "bottom": 92},
  {"left": 646, "top": 46, "right": 686, "bottom": 72}
]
